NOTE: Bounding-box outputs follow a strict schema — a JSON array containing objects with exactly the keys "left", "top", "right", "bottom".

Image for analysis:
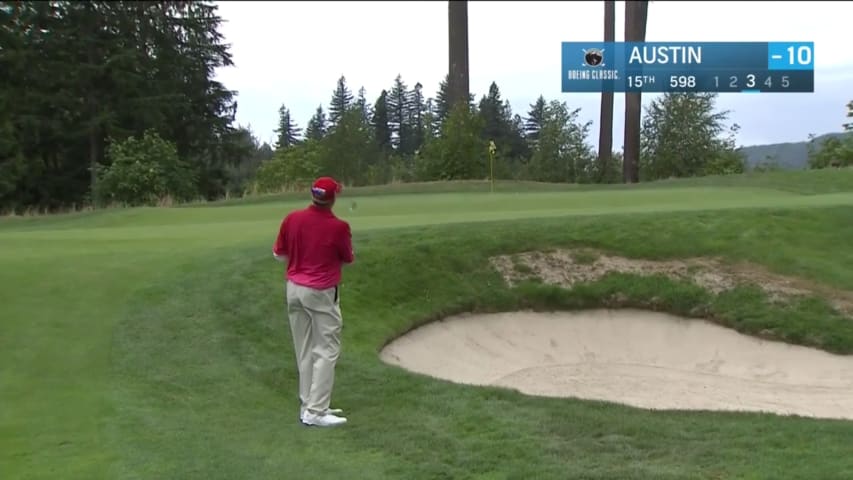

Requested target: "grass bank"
[{"left": 105, "top": 207, "right": 853, "bottom": 479}]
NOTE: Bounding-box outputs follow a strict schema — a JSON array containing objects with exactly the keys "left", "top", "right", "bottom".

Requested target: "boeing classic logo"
[
  {"left": 583, "top": 48, "right": 605, "bottom": 67},
  {"left": 568, "top": 46, "right": 619, "bottom": 80}
]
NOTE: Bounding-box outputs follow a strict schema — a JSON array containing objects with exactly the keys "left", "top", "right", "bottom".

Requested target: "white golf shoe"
[
  {"left": 300, "top": 406, "right": 343, "bottom": 418},
  {"left": 301, "top": 410, "right": 348, "bottom": 427}
]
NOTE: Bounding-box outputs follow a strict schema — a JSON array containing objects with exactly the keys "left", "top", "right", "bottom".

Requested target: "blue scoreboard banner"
[{"left": 561, "top": 42, "right": 814, "bottom": 93}]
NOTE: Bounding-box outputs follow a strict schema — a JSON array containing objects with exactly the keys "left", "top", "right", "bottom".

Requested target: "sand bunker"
[{"left": 380, "top": 309, "right": 853, "bottom": 420}]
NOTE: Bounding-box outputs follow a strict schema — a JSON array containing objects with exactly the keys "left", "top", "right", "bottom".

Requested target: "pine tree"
[
  {"left": 274, "top": 103, "right": 301, "bottom": 150},
  {"left": 434, "top": 74, "right": 476, "bottom": 130},
  {"left": 478, "top": 82, "right": 509, "bottom": 144},
  {"left": 386, "top": 74, "right": 410, "bottom": 151},
  {"left": 355, "top": 86, "right": 371, "bottom": 126},
  {"left": 422, "top": 98, "right": 439, "bottom": 141},
  {"left": 424, "top": 98, "right": 440, "bottom": 138},
  {"left": 305, "top": 105, "right": 328, "bottom": 141},
  {"left": 372, "top": 90, "right": 391, "bottom": 151},
  {"left": 435, "top": 75, "right": 450, "bottom": 125},
  {"left": 0, "top": 0, "right": 239, "bottom": 210},
  {"left": 525, "top": 96, "right": 548, "bottom": 144},
  {"left": 328, "top": 75, "right": 354, "bottom": 128},
  {"left": 409, "top": 82, "right": 426, "bottom": 153}
]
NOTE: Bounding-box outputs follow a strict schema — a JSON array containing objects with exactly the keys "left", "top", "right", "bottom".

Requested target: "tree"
[
  {"left": 372, "top": 90, "right": 391, "bottom": 152},
  {"left": 0, "top": 1, "right": 239, "bottom": 211},
  {"left": 639, "top": 93, "right": 745, "bottom": 179},
  {"left": 223, "top": 126, "right": 271, "bottom": 196},
  {"left": 328, "top": 75, "right": 354, "bottom": 128},
  {"left": 507, "top": 113, "right": 531, "bottom": 167},
  {"left": 255, "top": 140, "right": 324, "bottom": 193},
  {"left": 525, "top": 96, "right": 548, "bottom": 145},
  {"left": 808, "top": 100, "right": 853, "bottom": 169},
  {"left": 274, "top": 104, "right": 301, "bottom": 150},
  {"left": 447, "top": 0, "right": 469, "bottom": 111},
  {"left": 320, "top": 106, "right": 380, "bottom": 186},
  {"left": 477, "top": 82, "right": 528, "bottom": 168},
  {"left": 597, "top": 0, "right": 616, "bottom": 182},
  {"left": 478, "top": 83, "right": 508, "bottom": 143},
  {"left": 355, "top": 86, "right": 371, "bottom": 126},
  {"left": 525, "top": 101, "right": 595, "bottom": 183},
  {"left": 305, "top": 105, "right": 328, "bottom": 141},
  {"left": 622, "top": 0, "right": 649, "bottom": 183},
  {"left": 387, "top": 75, "right": 411, "bottom": 153},
  {"left": 93, "top": 130, "right": 197, "bottom": 206},
  {"left": 423, "top": 98, "right": 440, "bottom": 141},
  {"left": 418, "top": 103, "right": 485, "bottom": 180},
  {"left": 434, "top": 73, "right": 475, "bottom": 128},
  {"left": 409, "top": 82, "right": 427, "bottom": 153},
  {"left": 807, "top": 136, "right": 852, "bottom": 169}
]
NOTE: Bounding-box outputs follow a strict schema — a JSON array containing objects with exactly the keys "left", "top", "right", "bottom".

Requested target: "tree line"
[
  {"left": 257, "top": 72, "right": 755, "bottom": 192},
  {"left": 807, "top": 100, "right": 853, "bottom": 169},
  {"left": 0, "top": 1, "right": 846, "bottom": 212},
  {"left": 0, "top": 1, "right": 264, "bottom": 211}
]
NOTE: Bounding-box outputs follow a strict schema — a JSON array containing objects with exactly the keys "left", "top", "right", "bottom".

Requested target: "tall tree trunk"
[
  {"left": 623, "top": 0, "right": 649, "bottom": 183},
  {"left": 597, "top": 0, "right": 615, "bottom": 182},
  {"left": 448, "top": 0, "right": 469, "bottom": 112}
]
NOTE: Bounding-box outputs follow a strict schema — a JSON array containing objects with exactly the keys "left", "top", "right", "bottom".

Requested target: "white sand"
[{"left": 379, "top": 309, "right": 853, "bottom": 420}]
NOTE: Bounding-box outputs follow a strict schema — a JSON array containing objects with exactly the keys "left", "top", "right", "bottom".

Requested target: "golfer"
[{"left": 272, "top": 176, "right": 354, "bottom": 427}]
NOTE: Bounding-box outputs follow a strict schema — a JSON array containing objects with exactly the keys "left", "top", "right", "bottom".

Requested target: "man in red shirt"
[{"left": 272, "top": 176, "right": 354, "bottom": 427}]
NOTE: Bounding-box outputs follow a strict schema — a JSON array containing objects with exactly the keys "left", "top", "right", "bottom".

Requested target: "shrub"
[
  {"left": 254, "top": 140, "right": 323, "bottom": 193},
  {"left": 93, "top": 130, "right": 197, "bottom": 206}
]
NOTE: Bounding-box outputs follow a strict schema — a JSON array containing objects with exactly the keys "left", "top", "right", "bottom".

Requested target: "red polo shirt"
[{"left": 272, "top": 204, "right": 354, "bottom": 290}]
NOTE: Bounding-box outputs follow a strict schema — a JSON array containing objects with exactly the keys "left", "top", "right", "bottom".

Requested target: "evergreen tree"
[
  {"left": 320, "top": 107, "right": 378, "bottom": 187},
  {"left": 274, "top": 104, "right": 301, "bottom": 150},
  {"left": 525, "top": 96, "right": 548, "bottom": 144},
  {"left": 434, "top": 73, "right": 475, "bottom": 129},
  {"left": 422, "top": 98, "right": 439, "bottom": 141},
  {"left": 372, "top": 90, "right": 391, "bottom": 151},
  {"left": 478, "top": 82, "right": 508, "bottom": 143},
  {"left": 328, "top": 75, "right": 354, "bottom": 128},
  {"left": 386, "top": 74, "right": 410, "bottom": 152},
  {"left": 305, "top": 105, "right": 328, "bottom": 141},
  {"left": 356, "top": 86, "right": 371, "bottom": 126},
  {"left": 0, "top": 0, "right": 239, "bottom": 211},
  {"left": 409, "top": 82, "right": 426, "bottom": 153}
]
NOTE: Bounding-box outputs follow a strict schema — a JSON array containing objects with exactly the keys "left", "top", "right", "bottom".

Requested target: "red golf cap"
[{"left": 311, "top": 176, "right": 342, "bottom": 204}]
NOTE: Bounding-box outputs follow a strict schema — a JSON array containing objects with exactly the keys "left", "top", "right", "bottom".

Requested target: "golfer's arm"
[
  {"left": 272, "top": 225, "right": 288, "bottom": 263},
  {"left": 340, "top": 228, "right": 354, "bottom": 264}
]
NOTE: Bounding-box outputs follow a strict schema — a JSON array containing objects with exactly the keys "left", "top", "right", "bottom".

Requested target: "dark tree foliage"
[{"left": 0, "top": 1, "right": 247, "bottom": 211}]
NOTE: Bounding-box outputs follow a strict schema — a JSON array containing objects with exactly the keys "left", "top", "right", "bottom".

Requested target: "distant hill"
[{"left": 739, "top": 132, "right": 852, "bottom": 170}]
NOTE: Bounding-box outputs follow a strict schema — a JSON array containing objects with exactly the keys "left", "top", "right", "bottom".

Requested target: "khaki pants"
[{"left": 285, "top": 280, "right": 343, "bottom": 415}]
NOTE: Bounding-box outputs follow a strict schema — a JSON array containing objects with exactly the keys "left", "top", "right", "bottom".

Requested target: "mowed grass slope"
[{"left": 1, "top": 171, "right": 853, "bottom": 479}]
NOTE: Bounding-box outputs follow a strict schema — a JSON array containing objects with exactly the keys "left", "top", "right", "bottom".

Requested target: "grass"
[
  {"left": 2, "top": 170, "right": 853, "bottom": 479},
  {"left": 190, "top": 166, "right": 853, "bottom": 207}
]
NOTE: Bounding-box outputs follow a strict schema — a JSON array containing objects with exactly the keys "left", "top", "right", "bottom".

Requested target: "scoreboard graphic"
[{"left": 561, "top": 42, "right": 814, "bottom": 93}]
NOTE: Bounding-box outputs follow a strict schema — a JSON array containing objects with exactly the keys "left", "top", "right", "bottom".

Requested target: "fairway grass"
[{"left": 2, "top": 174, "right": 853, "bottom": 479}]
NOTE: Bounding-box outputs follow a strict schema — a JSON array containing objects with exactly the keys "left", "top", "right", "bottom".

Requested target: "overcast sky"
[{"left": 213, "top": 1, "right": 853, "bottom": 149}]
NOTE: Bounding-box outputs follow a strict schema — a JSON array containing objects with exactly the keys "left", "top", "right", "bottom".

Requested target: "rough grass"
[{"left": 2, "top": 171, "right": 853, "bottom": 479}]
